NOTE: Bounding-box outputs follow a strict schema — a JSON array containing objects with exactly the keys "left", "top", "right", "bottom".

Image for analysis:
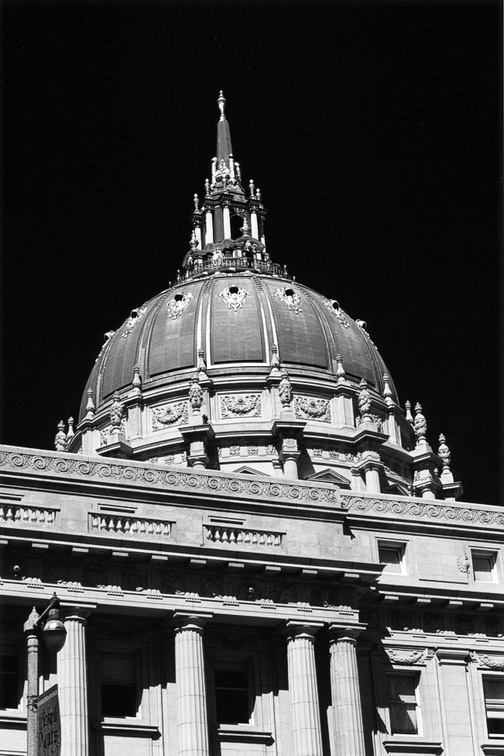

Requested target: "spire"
[{"left": 216, "top": 90, "right": 233, "bottom": 164}]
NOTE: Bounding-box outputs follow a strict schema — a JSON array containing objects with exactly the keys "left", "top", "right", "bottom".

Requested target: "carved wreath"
[
  {"left": 152, "top": 402, "right": 188, "bottom": 429},
  {"left": 323, "top": 299, "right": 349, "bottom": 328},
  {"left": 295, "top": 396, "right": 330, "bottom": 422},
  {"left": 167, "top": 292, "right": 193, "bottom": 318},
  {"left": 386, "top": 648, "right": 425, "bottom": 665},
  {"left": 219, "top": 286, "right": 248, "bottom": 311},
  {"left": 122, "top": 306, "right": 146, "bottom": 338},
  {"left": 274, "top": 287, "right": 302, "bottom": 313},
  {"left": 220, "top": 394, "right": 261, "bottom": 418}
]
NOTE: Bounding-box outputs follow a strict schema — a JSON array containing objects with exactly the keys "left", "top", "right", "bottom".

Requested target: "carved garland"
[
  {"left": 151, "top": 402, "right": 188, "bottom": 430},
  {"left": 220, "top": 394, "right": 261, "bottom": 418},
  {"left": 294, "top": 396, "right": 331, "bottom": 422},
  {"left": 167, "top": 292, "right": 193, "bottom": 318},
  {"left": 219, "top": 286, "right": 248, "bottom": 311},
  {"left": 274, "top": 287, "right": 302, "bottom": 313},
  {"left": 385, "top": 648, "right": 426, "bottom": 665}
]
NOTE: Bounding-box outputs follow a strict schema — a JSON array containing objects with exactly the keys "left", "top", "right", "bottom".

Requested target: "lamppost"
[{"left": 23, "top": 593, "right": 67, "bottom": 756}]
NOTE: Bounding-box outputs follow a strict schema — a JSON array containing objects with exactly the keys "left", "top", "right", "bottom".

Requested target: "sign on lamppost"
[{"left": 37, "top": 685, "right": 61, "bottom": 756}]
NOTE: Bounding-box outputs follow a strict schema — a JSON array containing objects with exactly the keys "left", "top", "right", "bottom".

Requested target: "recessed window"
[
  {"left": 101, "top": 653, "right": 137, "bottom": 718},
  {"left": 472, "top": 551, "right": 497, "bottom": 582},
  {"left": 0, "top": 654, "right": 20, "bottom": 709},
  {"left": 484, "top": 678, "right": 504, "bottom": 736},
  {"left": 387, "top": 674, "right": 419, "bottom": 735},
  {"left": 215, "top": 661, "right": 251, "bottom": 725},
  {"left": 378, "top": 542, "right": 406, "bottom": 574}
]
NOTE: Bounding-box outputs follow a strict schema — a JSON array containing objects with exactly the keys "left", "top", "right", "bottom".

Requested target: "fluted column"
[
  {"left": 286, "top": 622, "right": 323, "bottom": 756},
  {"left": 174, "top": 615, "right": 210, "bottom": 756},
  {"left": 58, "top": 609, "right": 90, "bottom": 756},
  {"left": 329, "top": 627, "right": 365, "bottom": 756}
]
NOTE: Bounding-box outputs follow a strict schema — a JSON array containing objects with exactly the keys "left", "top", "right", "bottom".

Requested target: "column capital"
[
  {"left": 172, "top": 611, "right": 213, "bottom": 634},
  {"left": 61, "top": 603, "right": 96, "bottom": 622},
  {"left": 282, "top": 619, "right": 325, "bottom": 641},
  {"left": 328, "top": 623, "right": 366, "bottom": 643}
]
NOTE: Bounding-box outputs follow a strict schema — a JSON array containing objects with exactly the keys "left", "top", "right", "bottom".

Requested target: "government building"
[{"left": 1, "top": 93, "right": 503, "bottom": 756}]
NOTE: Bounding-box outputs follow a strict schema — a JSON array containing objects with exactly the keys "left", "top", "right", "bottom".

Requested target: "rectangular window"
[
  {"left": 387, "top": 674, "right": 419, "bottom": 734},
  {"left": 0, "top": 654, "right": 20, "bottom": 709},
  {"left": 100, "top": 653, "right": 137, "bottom": 718},
  {"left": 472, "top": 551, "right": 497, "bottom": 582},
  {"left": 215, "top": 661, "right": 251, "bottom": 725},
  {"left": 378, "top": 542, "right": 406, "bottom": 574},
  {"left": 484, "top": 678, "right": 504, "bottom": 736}
]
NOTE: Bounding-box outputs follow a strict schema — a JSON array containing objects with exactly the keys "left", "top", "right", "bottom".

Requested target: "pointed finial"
[
  {"left": 204, "top": 178, "right": 210, "bottom": 195},
  {"left": 132, "top": 365, "right": 142, "bottom": 397},
  {"left": 190, "top": 231, "right": 199, "bottom": 251},
  {"left": 270, "top": 344, "right": 280, "bottom": 369},
  {"left": 405, "top": 400, "right": 413, "bottom": 422},
  {"left": 197, "top": 348, "right": 209, "bottom": 381},
  {"left": 217, "top": 90, "right": 226, "bottom": 121},
  {"left": 110, "top": 391, "right": 124, "bottom": 430},
  {"left": 438, "top": 433, "right": 451, "bottom": 470},
  {"left": 54, "top": 421, "right": 67, "bottom": 452},
  {"left": 249, "top": 179, "right": 255, "bottom": 198},
  {"left": 85, "top": 388, "right": 95, "bottom": 421},
  {"left": 413, "top": 402, "right": 427, "bottom": 445},
  {"left": 240, "top": 216, "right": 250, "bottom": 235},
  {"left": 193, "top": 193, "right": 199, "bottom": 210},
  {"left": 335, "top": 353, "right": 346, "bottom": 383},
  {"left": 67, "top": 417, "right": 75, "bottom": 441},
  {"left": 256, "top": 188, "right": 261, "bottom": 201},
  {"left": 382, "top": 374, "right": 394, "bottom": 406},
  {"left": 358, "top": 378, "right": 372, "bottom": 420}
]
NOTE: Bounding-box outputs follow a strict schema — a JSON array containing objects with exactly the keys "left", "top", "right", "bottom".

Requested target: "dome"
[
  {"left": 66, "top": 92, "right": 459, "bottom": 500},
  {"left": 79, "top": 273, "right": 397, "bottom": 421}
]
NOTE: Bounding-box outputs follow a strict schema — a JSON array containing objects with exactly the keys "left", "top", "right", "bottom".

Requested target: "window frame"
[
  {"left": 377, "top": 539, "right": 407, "bottom": 575},
  {"left": 98, "top": 648, "right": 142, "bottom": 722},
  {"left": 471, "top": 549, "right": 498, "bottom": 583},
  {"left": 483, "top": 674, "right": 504, "bottom": 739},
  {"left": 385, "top": 671, "right": 421, "bottom": 737}
]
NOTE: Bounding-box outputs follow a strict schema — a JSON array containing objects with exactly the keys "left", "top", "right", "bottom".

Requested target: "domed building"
[
  {"left": 70, "top": 91, "right": 454, "bottom": 502},
  {"left": 1, "top": 95, "right": 503, "bottom": 756}
]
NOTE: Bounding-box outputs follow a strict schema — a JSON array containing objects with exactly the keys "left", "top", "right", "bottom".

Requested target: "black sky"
[{"left": 2, "top": 0, "right": 501, "bottom": 504}]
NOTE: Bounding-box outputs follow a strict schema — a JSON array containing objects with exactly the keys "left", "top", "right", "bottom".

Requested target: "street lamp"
[{"left": 23, "top": 593, "right": 66, "bottom": 756}]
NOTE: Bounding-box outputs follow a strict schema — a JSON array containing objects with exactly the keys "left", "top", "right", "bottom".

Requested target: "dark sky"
[{"left": 2, "top": 0, "right": 501, "bottom": 504}]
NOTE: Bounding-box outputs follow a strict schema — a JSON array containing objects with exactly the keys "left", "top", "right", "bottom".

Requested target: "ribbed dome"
[{"left": 79, "top": 273, "right": 397, "bottom": 421}]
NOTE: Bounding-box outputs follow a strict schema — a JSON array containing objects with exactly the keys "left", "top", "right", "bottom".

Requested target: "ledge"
[
  {"left": 383, "top": 739, "right": 443, "bottom": 754},
  {"left": 482, "top": 744, "right": 504, "bottom": 755},
  {"left": 93, "top": 720, "right": 160, "bottom": 738},
  {"left": 214, "top": 725, "right": 274, "bottom": 744}
]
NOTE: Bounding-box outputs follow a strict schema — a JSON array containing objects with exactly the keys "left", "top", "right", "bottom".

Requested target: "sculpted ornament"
[
  {"left": 278, "top": 369, "right": 293, "bottom": 407},
  {"left": 477, "top": 655, "right": 504, "bottom": 670},
  {"left": 220, "top": 394, "right": 261, "bottom": 418},
  {"left": 109, "top": 392, "right": 124, "bottom": 429},
  {"left": 295, "top": 396, "right": 330, "bottom": 422},
  {"left": 152, "top": 402, "right": 188, "bottom": 429},
  {"left": 324, "top": 299, "right": 350, "bottom": 327},
  {"left": 166, "top": 292, "right": 193, "bottom": 318},
  {"left": 456, "top": 553, "right": 471, "bottom": 573},
  {"left": 275, "top": 287, "right": 302, "bottom": 313},
  {"left": 219, "top": 285, "right": 248, "bottom": 311},
  {"left": 386, "top": 648, "right": 425, "bottom": 665},
  {"left": 188, "top": 376, "right": 204, "bottom": 411},
  {"left": 122, "top": 306, "right": 146, "bottom": 338}
]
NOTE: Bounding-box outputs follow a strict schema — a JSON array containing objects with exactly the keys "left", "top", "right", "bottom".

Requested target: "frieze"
[
  {"left": 294, "top": 396, "right": 331, "bottom": 422},
  {"left": 274, "top": 287, "right": 302, "bottom": 313},
  {"left": 341, "top": 494, "right": 504, "bottom": 528},
  {"left": 220, "top": 394, "right": 261, "bottom": 418},
  {"left": 219, "top": 285, "right": 248, "bottom": 311},
  {"left": 166, "top": 292, "right": 193, "bottom": 318},
  {"left": 152, "top": 402, "right": 188, "bottom": 429},
  {"left": 0, "top": 449, "right": 340, "bottom": 505}
]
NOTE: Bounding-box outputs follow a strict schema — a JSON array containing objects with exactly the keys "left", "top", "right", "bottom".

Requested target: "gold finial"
[{"left": 217, "top": 90, "right": 226, "bottom": 120}]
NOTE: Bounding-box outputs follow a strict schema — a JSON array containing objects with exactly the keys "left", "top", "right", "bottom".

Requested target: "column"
[
  {"left": 286, "top": 622, "right": 323, "bottom": 756},
  {"left": 205, "top": 209, "right": 214, "bottom": 243},
  {"left": 58, "top": 609, "right": 90, "bottom": 756},
  {"left": 250, "top": 210, "right": 259, "bottom": 239},
  {"left": 24, "top": 608, "right": 40, "bottom": 756},
  {"left": 329, "top": 627, "right": 366, "bottom": 756},
  {"left": 223, "top": 206, "right": 231, "bottom": 239},
  {"left": 174, "top": 615, "right": 210, "bottom": 756}
]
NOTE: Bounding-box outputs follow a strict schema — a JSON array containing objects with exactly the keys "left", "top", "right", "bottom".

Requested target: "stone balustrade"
[
  {"left": 89, "top": 513, "right": 172, "bottom": 538},
  {"left": 204, "top": 524, "right": 283, "bottom": 547},
  {"left": 0, "top": 503, "right": 57, "bottom": 526}
]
